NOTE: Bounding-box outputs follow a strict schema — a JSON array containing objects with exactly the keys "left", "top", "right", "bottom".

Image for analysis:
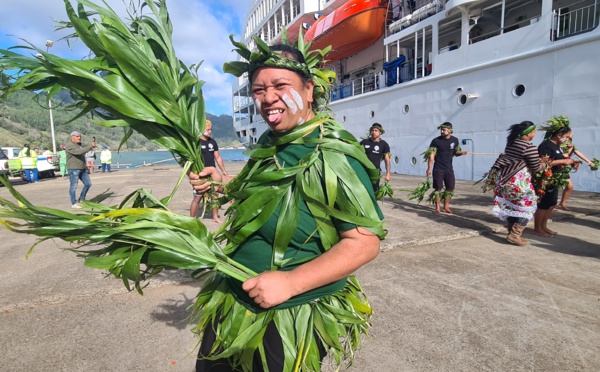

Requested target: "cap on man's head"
[
  {"left": 103, "top": 146, "right": 108, "bottom": 149},
  {"left": 23, "top": 143, "right": 30, "bottom": 148},
  {"left": 438, "top": 122, "right": 453, "bottom": 130},
  {"left": 369, "top": 122, "right": 385, "bottom": 134},
  {"left": 70, "top": 131, "right": 81, "bottom": 136}
]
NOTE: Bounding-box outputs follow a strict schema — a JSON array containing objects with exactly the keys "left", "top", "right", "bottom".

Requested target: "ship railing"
[
  {"left": 330, "top": 59, "right": 432, "bottom": 102},
  {"left": 331, "top": 71, "right": 385, "bottom": 101},
  {"left": 384, "top": 58, "right": 430, "bottom": 86},
  {"left": 469, "top": 15, "right": 541, "bottom": 45},
  {"left": 552, "top": 1, "right": 599, "bottom": 41},
  {"left": 387, "top": 0, "right": 444, "bottom": 36}
]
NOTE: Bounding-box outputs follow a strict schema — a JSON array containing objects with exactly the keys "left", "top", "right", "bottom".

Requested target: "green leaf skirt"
[{"left": 190, "top": 273, "right": 373, "bottom": 372}]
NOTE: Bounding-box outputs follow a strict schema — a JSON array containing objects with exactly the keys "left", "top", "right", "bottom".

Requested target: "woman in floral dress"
[{"left": 491, "top": 121, "right": 544, "bottom": 246}]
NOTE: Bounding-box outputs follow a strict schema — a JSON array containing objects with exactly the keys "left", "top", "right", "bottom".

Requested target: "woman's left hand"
[{"left": 243, "top": 271, "right": 295, "bottom": 309}]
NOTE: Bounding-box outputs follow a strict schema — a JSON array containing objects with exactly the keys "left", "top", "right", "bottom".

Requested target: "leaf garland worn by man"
[
  {"left": 189, "top": 33, "right": 386, "bottom": 371},
  {"left": 425, "top": 122, "right": 467, "bottom": 214}
]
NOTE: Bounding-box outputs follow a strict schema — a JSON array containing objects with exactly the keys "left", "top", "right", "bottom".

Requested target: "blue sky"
[{"left": 0, "top": 0, "right": 250, "bottom": 115}]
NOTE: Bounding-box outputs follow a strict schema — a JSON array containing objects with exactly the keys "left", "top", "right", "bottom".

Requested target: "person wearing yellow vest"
[
  {"left": 100, "top": 146, "right": 112, "bottom": 173},
  {"left": 18, "top": 144, "right": 39, "bottom": 183},
  {"left": 58, "top": 144, "right": 67, "bottom": 180}
]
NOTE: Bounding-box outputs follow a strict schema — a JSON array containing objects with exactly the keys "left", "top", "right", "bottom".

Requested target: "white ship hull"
[{"left": 233, "top": 0, "right": 600, "bottom": 192}]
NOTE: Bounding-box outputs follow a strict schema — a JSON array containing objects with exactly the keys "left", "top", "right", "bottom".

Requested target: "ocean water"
[{"left": 105, "top": 149, "right": 248, "bottom": 168}]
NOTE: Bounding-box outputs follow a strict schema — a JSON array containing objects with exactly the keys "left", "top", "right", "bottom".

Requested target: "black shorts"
[
  {"left": 537, "top": 188, "right": 559, "bottom": 210},
  {"left": 432, "top": 168, "right": 455, "bottom": 191}
]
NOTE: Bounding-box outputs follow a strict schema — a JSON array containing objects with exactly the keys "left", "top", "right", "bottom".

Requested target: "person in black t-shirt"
[
  {"left": 190, "top": 120, "right": 228, "bottom": 222},
  {"left": 426, "top": 122, "right": 467, "bottom": 214},
  {"left": 534, "top": 126, "right": 575, "bottom": 237},
  {"left": 360, "top": 123, "right": 391, "bottom": 192}
]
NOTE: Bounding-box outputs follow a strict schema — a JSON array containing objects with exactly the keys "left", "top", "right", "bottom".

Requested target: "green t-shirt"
[{"left": 227, "top": 129, "right": 384, "bottom": 312}]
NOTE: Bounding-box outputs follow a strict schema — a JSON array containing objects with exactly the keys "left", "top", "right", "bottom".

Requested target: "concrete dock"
[{"left": 1, "top": 163, "right": 599, "bottom": 371}]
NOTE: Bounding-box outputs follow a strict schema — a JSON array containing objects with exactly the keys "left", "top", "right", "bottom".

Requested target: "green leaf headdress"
[
  {"left": 540, "top": 115, "right": 570, "bottom": 140},
  {"left": 222, "top": 29, "right": 336, "bottom": 112}
]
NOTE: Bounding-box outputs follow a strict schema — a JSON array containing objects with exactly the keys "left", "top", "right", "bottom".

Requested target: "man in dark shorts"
[
  {"left": 189, "top": 120, "right": 228, "bottom": 222},
  {"left": 360, "top": 123, "right": 391, "bottom": 192},
  {"left": 426, "top": 122, "right": 467, "bottom": 214}
]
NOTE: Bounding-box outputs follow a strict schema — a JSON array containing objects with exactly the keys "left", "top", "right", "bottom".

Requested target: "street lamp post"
[{"left": 45, "top": 40, "right": 57, "bottom": 154}]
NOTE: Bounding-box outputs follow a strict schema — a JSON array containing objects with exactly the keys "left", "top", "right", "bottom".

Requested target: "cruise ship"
[{"left": 231, "top": 0, "right": 600, "bottom": 192}]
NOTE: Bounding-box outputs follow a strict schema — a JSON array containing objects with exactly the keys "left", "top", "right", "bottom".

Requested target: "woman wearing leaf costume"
[
  {"left": 534, "top": 122, "right": 576, "bottom": 237},
  {"left": 544, "top": 116, "right": 596, "bottom": 211},
  {"left": 189, "top": 34, "right": 386, "bottom": 371},
  {"left": 488, "top": 121, "right": 544, "bottom": 246}
]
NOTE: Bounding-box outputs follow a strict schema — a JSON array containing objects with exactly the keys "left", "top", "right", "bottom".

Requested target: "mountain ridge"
[{"left": 0, "top": 90, "right": 240, "bottom": 151}]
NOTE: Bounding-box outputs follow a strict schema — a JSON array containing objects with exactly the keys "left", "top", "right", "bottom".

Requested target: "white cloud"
[{"left": 0, "top": 0, "right": 250, "bottom": 115}]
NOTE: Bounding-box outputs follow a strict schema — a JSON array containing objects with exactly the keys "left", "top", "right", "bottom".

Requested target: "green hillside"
[{"left": 0, "top": 90, "right": 240, "bottom": 151}]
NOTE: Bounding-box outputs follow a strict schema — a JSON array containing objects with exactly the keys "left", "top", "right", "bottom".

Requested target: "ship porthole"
[
  {"left": 369, "top": 111, "right": 375, "bottom": 118},
  {"left": 403, "top": 104, "right": 409, "bottom": 114},
  {"left": 394, "top": 156, "right": 400, "bottom": 164},
  {"left": 342, "top": 115, "right": 346, "bottom": 122},
  {"left": 513, "top": 84, "right": 526, "bottom": 97},
  {"left": 410, "top": 156, "right": 417, "bottom": 165},
  {"left": 458, "top": 94, "right": 468, "bottom": 105}
]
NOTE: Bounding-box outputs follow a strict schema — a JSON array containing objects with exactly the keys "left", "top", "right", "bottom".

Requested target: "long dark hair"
[{"left": 506, "top": 121, "right": 534, "bottom": 144}]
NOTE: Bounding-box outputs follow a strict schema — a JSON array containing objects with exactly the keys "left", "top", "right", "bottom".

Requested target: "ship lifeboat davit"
[{"left": 304, "top": 0, "right": 389, "bottom": 63}]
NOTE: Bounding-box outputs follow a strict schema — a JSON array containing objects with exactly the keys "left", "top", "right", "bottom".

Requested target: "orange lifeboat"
[{"left": 304, "top": 0, "right": 389, "bottom": 63}]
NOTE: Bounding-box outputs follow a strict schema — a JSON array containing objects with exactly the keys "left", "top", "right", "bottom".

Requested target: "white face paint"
[
  {"left": 281, "top": 93, "right": 298, "bottom": 115},
  {"left": 289, "top": 88, "right": 304, "bottom": 110},
  {"left": 254, "top": 98, "right": 262, "bottom": 113},
  {"left": 297, "top": 117, "right": 305, "bottom": 126}
]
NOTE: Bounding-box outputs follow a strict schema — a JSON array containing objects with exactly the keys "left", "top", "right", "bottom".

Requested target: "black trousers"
[{"left": 195, "top": 320, "right": 325, "bottom": 372}]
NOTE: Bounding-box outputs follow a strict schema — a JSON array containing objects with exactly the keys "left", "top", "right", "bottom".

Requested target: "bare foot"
[
  {"left": 543, "top": 228, "right": 558, "bottom": 235},
  {"left": 432, "top": 210, "right": 440, "bottom": 215},
  {"left": 212, "top": 218, "right": 222, "bottom": 224},
  {"left": 443, "top": 208, "right": 453, "bottom": 214},
  {"left": 557, "top": 205, "right": 571, "bottom": 211},
  {"left": 533, "top": 230, "right": 551, "bottom": 237}
]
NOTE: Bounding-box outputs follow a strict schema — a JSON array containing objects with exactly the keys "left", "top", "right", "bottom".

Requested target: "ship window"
[
  {"left": 410, "top": 157, "right": 417, "bottom": 165},
  {"left": 403, "top": 104, "right": 409, "bottom": 114},
  {"left": 513, "top": 84, "right": 526, "bottom": 97},
  {"left": 369, "top": 111, "right": 375, "bottom": 119},
  {"left": 394, "top": 156, "right": 400, "bottom": 164},
  {"left": 458, "top": 94, "right": 468, "bottom": 105},
  {"left": 342, "top": 115, "right": 346, "bottom": 123}
]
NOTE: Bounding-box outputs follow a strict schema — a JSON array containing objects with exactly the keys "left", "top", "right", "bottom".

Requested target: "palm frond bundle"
[
  {"left": 0, "top": 0, "right": 205, "bottom": 177},
  {"left": 375, "top": 181, "right": 394, "bottom": 201},
  {"left": 405, "top": 177, "right": 431, "bottom": 203},
  {"left": 590, "top": 157, "right": 599, "bottom": 171},
  {"left": 0, "top": 178, "right": 256, "bottom": 293},
  {"left": 420, "top": 147, "right": 436, "bottom": 163}
]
